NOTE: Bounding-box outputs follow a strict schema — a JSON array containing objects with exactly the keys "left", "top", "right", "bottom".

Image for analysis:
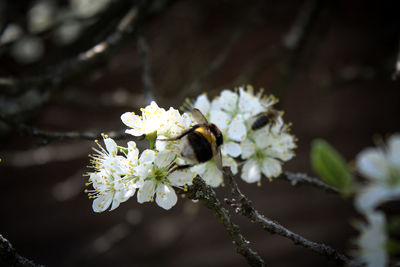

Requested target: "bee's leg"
[
  {"left": 174, "top": 164, "right": 193, "bottom": 170},
  {"left": 167, "top": 164, "right": 194, "bottom": 175},
  {"left": 157, "top": 126, "right": 199, "bottom": 141}
]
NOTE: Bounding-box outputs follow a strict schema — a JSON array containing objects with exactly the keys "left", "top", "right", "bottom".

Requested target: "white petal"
[
  {"left": 92, "top": 194, "right": 112, "bottom": 213},
  {"left": 127, "top": 141, "right": 139, "bottom": 161},
  {"left": 241, "top": 159, "right": 261, "bottom": 183},
  {"left": 219, "top": 90, "right": 238, "bottom": 112},
  {"left": 222, "top": 155, "right": 238, "bottom": 174},
  {"left": 154, "top": 151, "right": 175, "bottom": 168},
  {"left": 201, "top": 162, "right": 223, "bottom": 187},
  {"left": 222, "top": 142, "right": 241, "bottom": 157},
  {"left": 240, "top": 139, "right": 255, "bottom": 159},
  {"left": 155, "top": 184, "right": 178, "bottom": 210},
  {"left": 139, "top": 149, "right": 156, "bottom": 163},
  {"left": 137, "top": 180, "right": 156, "bottom": 203},
  {"left": 261, "top": 158, "right": 282, "bottom": 178},
  {"left": 121, "top": 112, "right": 141, "bottom": 128},
  {"left": 138, "top": 162, "right": 153, "bottom": 178},
  {"left": 355, "top": 211, "right": 388, "bottom": 267},
  {"left": 238, "top": 87, "right": 264, "bottom": 118},
  {"left": 388, "top": 134, "right": 400, "bottom": 167},
  {"left": 110, "top": 198, "right": 120, "bottom": 211},
  {"left": 104, "top": 138, "right": 117, "bottom": 155},
  {"left": 209, "top": 110, "right": 230, "bottom": 131},
  {"left": 182, "top": 112, "right": 197, "bottom": 128},
  {"left": 194, "top": 94, "right": 211, "bottom": 115},
  {"left": 227, "top": 115, "right": 246, "bottom": 141},
  {"left": 168, "top": 169, "right": 194, "bottom": 186},
  {"left": 254, "top": 131, "right": 274, "bottom": 149},
  {"left": 356, "top": 148, "right": 389, "bottom": 180},
  {"left": 355, "top": 184, "right": 400, "bottom": 213},
  {"left": 115, "top": 182, "right": 136, "bottom": 203}
]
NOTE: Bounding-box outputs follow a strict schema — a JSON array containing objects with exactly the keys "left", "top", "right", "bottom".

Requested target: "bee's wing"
[
  {"left": 191, "top": 108, "right": 208, "bottom": 124},
  {"left": 214, "top": 148, "right": 223, "bottom": 171}
]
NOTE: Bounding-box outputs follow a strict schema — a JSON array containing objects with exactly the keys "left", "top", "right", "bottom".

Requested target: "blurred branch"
[
  {"left": 184, "top": 176, "right": 265, "bottom": 267},
  {"left": 279, "top": 171, "right": 339, "bottom": 194},
  {"left": 137, "top": 35, "right": 155, "bottom": 104},
  {"left": 0, "top": 234, "right": 44, "bottom": 267},
  {"left": 223, "top": 167, "right": 353, "bottom": 266},
  {"left": 0, "top": 0, "right": 175, "bottom": 124},
  {"left": 274, "top": 0, "right": 323, "bottom": 97},
  {"left": 184, "top": 27, "right": 243, "bottom": 98},
  {"left": 0, "top": 2, "right": 139, "bottom": 96},
  {"left": 0, "top": 113, "right": 128, "bottom": 144}
]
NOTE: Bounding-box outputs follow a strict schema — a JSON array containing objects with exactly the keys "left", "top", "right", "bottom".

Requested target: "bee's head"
[{"left": 209, "top": 123, "right": 223, "bottom": 147}]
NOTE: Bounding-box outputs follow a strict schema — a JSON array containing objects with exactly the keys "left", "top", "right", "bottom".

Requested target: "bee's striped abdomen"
[{"left": 187, "top": 131, "right": 213, "bottom": 163}]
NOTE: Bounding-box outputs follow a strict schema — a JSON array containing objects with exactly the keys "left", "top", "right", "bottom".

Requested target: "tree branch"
[
  {"left": 223, "top": 167, "right": 354, "bottom": 266},
  {"left": 0, "top": 113, "right": 129, "bottom": 144},
  {"left": 0, "top": 234, "right": 44, "bottom": 267},
  {"left": 279, "top": 171, "right": 339, "bottom": 194},
  {"left": 137, "top": 35, "right": 155, "bottom": 104},
  {"left": 183, "top": 176, "right": 266, "bottom": 267}
]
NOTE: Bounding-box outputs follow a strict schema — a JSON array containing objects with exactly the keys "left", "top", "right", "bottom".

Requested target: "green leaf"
[{"left": 311, "top": 139, "right": 354, "bottom": 196}]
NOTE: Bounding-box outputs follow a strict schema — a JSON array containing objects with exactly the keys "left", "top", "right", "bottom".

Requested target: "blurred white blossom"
[
  {"left": 54, "top": 19, "right": 82, "bottom": 45},
  {"left": 353, "top": 211, "right": 388, "bottom": 267},
  {"left": 70, "top": 0, "right": 111, "bottom": 18},
  {"left": 0, "top": 24, "right": 23, "bottom": 44},
  {"left": 28, "top": 1, "right": 55, "bottom": 33},
  {"left": 11, "top": 36, "right": 44, "bottom": 64},
  {"left": 355, "top": 134, "right": 400, "bottom": 213}
]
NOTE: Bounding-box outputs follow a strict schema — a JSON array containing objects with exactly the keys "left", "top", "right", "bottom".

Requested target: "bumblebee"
[
  {"left": 158, "top": 108, "right": 223, "bottom": 170},
  {"left": 251, "top": 109, "right": 281, "bottom": 131}
]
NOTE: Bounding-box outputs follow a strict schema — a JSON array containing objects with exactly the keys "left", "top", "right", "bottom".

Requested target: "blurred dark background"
[{"left": 1, "top": 0, "right": 400, "bottom": 266}]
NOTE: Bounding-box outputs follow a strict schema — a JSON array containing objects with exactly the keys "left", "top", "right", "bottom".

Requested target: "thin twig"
[
  {"left": 0, "top": 234, "right": 44, "bottom": 267},
  {"left": 183, "top": 176, "right": 266, "bottom": 267},
  {"left": 137, "top": 35, "right": 155, "bottom": 104},
  {"left": 0, "top": 113, "right": 129, "bottom": 143},
  {"left": 279, "top": 171, "right": 340, "bottom": 194},
  {"left": 274, "top": 0, "right": 323, "bottom": 98},
  {"left": 223, "top": 167, "right": 354, "bottom": 266},
  {"left": 184, "top": 27, "right": 243, "bottom": 98}
]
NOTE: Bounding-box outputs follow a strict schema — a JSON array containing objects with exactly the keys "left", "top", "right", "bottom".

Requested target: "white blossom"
[
  {"left": 86, "top": 137, "right": 140, "bottom": 212},
  {"left": 353, "top": 211, "right": 388, "bottom": 267},
  {"left": 136, "top": 151, "right": 194, "bottom": 210},
  {"left": 121, "top": 101, "right": 166, "bottom": 137},
  {"left": 355, "top": 134, "right": 400, "bottom": 213}
]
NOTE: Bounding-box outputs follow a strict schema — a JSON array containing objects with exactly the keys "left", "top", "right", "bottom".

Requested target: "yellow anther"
[{"left": 257, "top": 182, "right": 262, "bottom": 187}]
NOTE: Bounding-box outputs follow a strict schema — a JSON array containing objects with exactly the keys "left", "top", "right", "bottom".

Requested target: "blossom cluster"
[
  {"left": 353, "top": 134, "right": 400, "bottom": 267},
  {"left": 85, "top": 86, "right": 296, "bottom": 211}
]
